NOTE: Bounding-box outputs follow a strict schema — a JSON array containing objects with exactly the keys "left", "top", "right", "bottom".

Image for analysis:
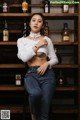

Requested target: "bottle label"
[
  {"left": 3, "top": 30, "right": 9, "bottom": 41},
  {"left": 63, "top": 36, "right": 70, "bottom": 41},
  {"left": 63, "top": 5, "right": 69, "bottom": 13},
  {"left": 22, "top": 2, "right": 28, "bottom": 12},
  {"left": 16, "top": 80, "right": 21, "bottom": 86},
  {"left": 45, "top": 4, "right": 48, "bottom": 13},
  {"left": 3, "top": 3, "right": 8, "bottom": 12}
]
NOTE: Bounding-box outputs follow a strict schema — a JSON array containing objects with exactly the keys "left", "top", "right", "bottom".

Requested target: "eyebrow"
[{"left": 32, "top": 18, "right": 42, "bottom": 21}]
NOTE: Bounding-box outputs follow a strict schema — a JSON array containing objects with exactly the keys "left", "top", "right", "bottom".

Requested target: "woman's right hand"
[
  {"left": 36, "top": 38, "right": 48, "bottom": 48},
  {"left": 32, "top": 38, "right": 48, "bottom": 53}
]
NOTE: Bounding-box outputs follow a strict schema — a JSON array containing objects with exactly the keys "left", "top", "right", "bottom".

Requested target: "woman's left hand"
[{"left": 37, "top": 62, "right": 49, "bottom": 75}]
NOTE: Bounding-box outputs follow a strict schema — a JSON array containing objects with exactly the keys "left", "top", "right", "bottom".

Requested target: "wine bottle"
[
  {"left": 44, "top": 21, "right": 49, "bottom": 36},
  {"left": 63, "top": 0, "right": 69, "bottom": 13},
  {"left": 22, "top": 22, "right": 29, "bottom": 37},
  {"left": 62, "top": 23, "right": 70, "bottom": 42},
  {"left": 57, "top": 70, "right": 66, "bottom": 86},
  {"left": 3, "top": 20, "right": 9, "bottom": 41},
  {"left": 43, "top": 0, "right": 50, "bottom": 13},
  {"left": 23, "top": 22, "right": 27, "bottom": 37},
  {"left": 22, "top": 0, "right": 28, "bottom": 13},
  {"left": 2, "top": 0, "right": 8, "bottom": 13},
  {"left": 15, "top": 74, "right": 21, "bottom": 86}
]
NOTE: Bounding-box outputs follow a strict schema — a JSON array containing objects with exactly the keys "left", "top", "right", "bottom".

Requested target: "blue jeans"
[{"left": 24, "top": 66, "right": 56, "bottom": 120}]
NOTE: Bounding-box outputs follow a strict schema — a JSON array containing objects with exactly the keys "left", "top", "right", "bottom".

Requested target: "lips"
[{"left": 33, "top": 26, "right": 38, "bottom": 29}]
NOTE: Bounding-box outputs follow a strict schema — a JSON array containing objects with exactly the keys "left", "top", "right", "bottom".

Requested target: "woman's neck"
[{"left": 29, "top": 31, "right": 41, "bottom": 39}]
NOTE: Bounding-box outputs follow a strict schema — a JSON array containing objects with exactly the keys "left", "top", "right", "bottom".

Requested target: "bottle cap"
[{"left": 64, "top": 23, "right": 68, "bottom": 28}]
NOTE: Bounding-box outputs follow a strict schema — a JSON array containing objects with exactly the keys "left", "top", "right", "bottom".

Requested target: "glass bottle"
[
  {"left": 57, "top": 70, "right": 66, "bottom": 86},
  {"left": 22, "top": 22, "right": 29, "bottom": 37},
  {"left": 43, "top": 0, "right": 50, "bottom": 13},
  {"left": 22, "top": 0, "right": 28, "bottom": 13},
  {"left": 15, "top": 74, "right": 21, "bottom": 86},
  {"left": 44, "top": 21, "right": 49, "bottom": 36},
  {"left": 63, "top": 0, "right": 69, "bottom": 13},
  {"left": 23, "top": 22, "right": 27, "bottom": 37},
  {"left": 62, "top": 23, "right": 70, "bottom": 42},
  {"left": 3, "top": 20, "right": 9, "bottom": 41},
  {"left": 2, "top": 0, "right": 8, "bottom": 13}
]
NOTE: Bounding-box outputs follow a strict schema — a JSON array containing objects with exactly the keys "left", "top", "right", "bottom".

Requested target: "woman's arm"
[
  {"left": 46, "top": 37, "right": 58, "bottom": 68},
  {"left": 17, "top": 38, "right": 36, "bottom": 62}
]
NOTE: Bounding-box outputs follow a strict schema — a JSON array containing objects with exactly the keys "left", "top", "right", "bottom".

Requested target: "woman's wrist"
[{"left": 33, "top": 45, "right": 39, "bottom": 53}]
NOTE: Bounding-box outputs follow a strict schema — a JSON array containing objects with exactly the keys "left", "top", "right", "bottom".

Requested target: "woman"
[{"left": 17, "top": 13, "right": 58, "bottom": 120}]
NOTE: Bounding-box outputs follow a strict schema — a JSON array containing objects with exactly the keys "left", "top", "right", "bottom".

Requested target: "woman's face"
[{"left": 29, "top": 14, "right": 43, "bottom": 33}]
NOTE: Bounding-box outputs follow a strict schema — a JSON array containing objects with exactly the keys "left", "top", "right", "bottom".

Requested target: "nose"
[{"left": 35, "top": 21, "right": 38, "bottom": 25}]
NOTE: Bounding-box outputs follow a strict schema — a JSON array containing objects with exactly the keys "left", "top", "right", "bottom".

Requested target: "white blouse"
[{"left": 17, "top": 36, "right": 58, "bottom": 68}]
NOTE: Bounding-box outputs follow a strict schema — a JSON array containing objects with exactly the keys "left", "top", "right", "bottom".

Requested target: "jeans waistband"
[{"left": 28, "top": 66, "right": 40, "bottom": 73}]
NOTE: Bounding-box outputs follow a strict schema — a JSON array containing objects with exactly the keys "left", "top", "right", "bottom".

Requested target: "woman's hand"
[
  {"left": 36, "top": 39, "right": 48, "bottom": 48},
  {"left": 33, "top": 38, "right": 48, "bottom": 53},
  {"left": 37, "top": 62, "right": 49, "bottom": 75}
]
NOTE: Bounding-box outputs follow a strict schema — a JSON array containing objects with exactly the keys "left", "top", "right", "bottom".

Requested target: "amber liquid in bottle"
[
  {"left": 44, "top": 21, "right": 49, "bottom": 36},
  {"left": 62, "top": 23, "right": 70, "bottom": 42},
  {"left": 22, "top": 0, "right": 28, "bottom": 13}
]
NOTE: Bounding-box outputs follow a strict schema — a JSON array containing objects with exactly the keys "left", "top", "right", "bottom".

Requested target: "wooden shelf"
[
  {"left": 53, "top": 41, "right": 78, "bottom": 45},
  {"left": 0, "top": 86, "right": 77, "bottom": 91},
  {"left": 53, "top": 106, "right": 78, "bottom": 114},
  {"left": 0, "top": 86, "right": 24, "bottom": 91},
  {"left": 56, "top": 86, "right": 78, "bottom": 91},
  {"left": 0, "top": 64, "right": 24, "bottom": 68},
  {"left": 0, "top": 105, "right": 24, "bottom": 114},
  {"left": 50, "top": 29, "right": 77, "bottom": 33},
  {"left": 0, "top": 29, "right": 76, "bottom": 34},
  {"left": 0, "top": 64, "right": 78, "bottom": 68},
  {"left": 0, "top": 41, "right": 78, "bottom": 46},
  {"left": 0, "top": 30, "right": 21, "bottom": 33},
  {"left": 0, "top": 105, "right": 77, "bottom": 114},
  {"left": 0, "top": 4, "right": 75, "bottom": 8},
  {"left": 0, "top": 42, "right": 16, "bottom": 45},
  {"left": 0, "top": 13, "right": 78, "bottom": 17},
  {"left": 0, "top": 1, "right": 80, "bottom": 119}
]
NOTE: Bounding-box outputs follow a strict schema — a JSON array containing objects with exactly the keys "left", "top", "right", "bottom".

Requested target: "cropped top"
[{"left": 17, "top": 36, "right": 58, "bottom": 68}]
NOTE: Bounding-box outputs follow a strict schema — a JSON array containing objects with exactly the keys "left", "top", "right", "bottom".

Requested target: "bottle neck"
[
  {"left": 4, "top": 20, "right": 8, "bottom": 29},
  {"left": 64, "top": 23, "right": 68, "bottom": 29}
]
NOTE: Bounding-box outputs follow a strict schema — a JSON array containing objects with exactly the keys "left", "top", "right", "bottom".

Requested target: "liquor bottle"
[
  {"left": 43, "top": 0, "right": 50, "bottom": 13},
  {"left": 62, "top": 23, "right": 70, "bottom": 42},
  {"left": 23, "top": 22, "right": 27, "bottom": 37},
  {"left": 15, "top": 74, "right": 21, "bottom": 86},
  {"left": 57, "top": 70, "right": 66, "bottom": 86},
  {"left": 63, "top": 0, "right": 69, "bottom": 13},
  {"left": 2, "top": 0, "right": 8, "bottom": 13},
  {"left": 22, "top": 22, "right": 29, "bottom": 37},
  {"left": 54, "top": 48, "right": 62, "bottom": 64},
  {"left": 3, "top": 20, "right": 9, "bottom": 41},
  {"left": 22, "top": 0, "right": 28, "bottom": 13},
  {"left": 44, "top": 21, "right": 49, "bottom": 36}
]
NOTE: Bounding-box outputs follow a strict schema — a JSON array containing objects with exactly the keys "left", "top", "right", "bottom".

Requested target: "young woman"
[{"left": 17, "top": 13, "right": 58, "bottom": 120}]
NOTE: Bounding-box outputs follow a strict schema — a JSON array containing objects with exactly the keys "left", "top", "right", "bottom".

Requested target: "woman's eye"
[
  {"left": 32, "top": 19, "right": 35, "bottom": 22},
  {"left": 38, "top": 21, "right": 41, "bottom": 23}
]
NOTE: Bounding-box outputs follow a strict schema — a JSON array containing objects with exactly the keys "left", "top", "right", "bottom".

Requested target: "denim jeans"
[{"left": 24, "top": 66, "right": 56, "bottom": 120}]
